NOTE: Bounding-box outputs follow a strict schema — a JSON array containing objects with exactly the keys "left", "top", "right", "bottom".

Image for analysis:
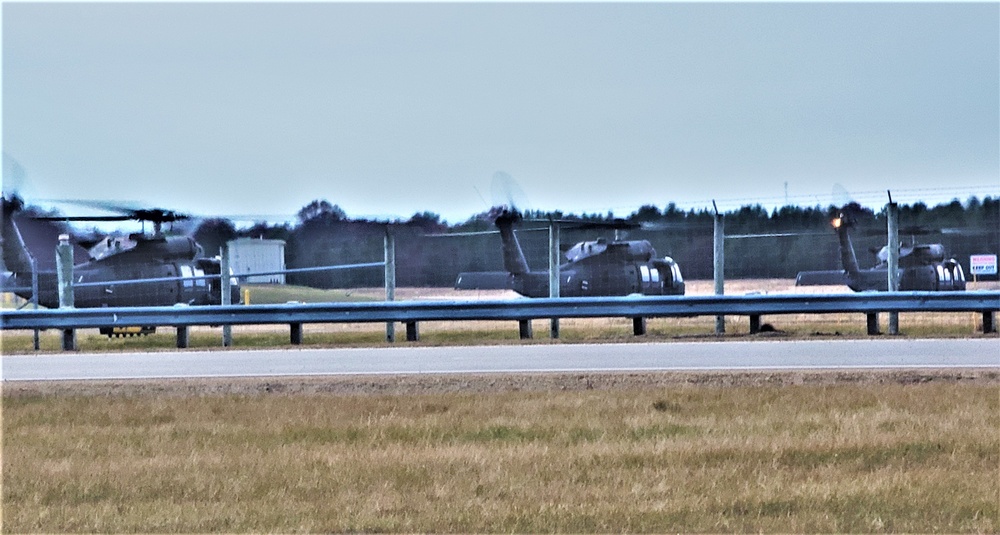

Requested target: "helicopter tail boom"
[
  {"left": 1, "top": 196, "right": 36, "bottom": 276},
  {"left": 493, "top": 209, "right": 531, "bottom": 276}
]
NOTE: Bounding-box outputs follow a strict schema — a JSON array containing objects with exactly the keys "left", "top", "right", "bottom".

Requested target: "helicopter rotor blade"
[
  {"left": 31, "top": 215, "right": 133, "bottom": 222},
  {"left": 726, "top": 231, "right": 831, "bottom": 239},
  {"left": 36, "top": 198, "right": 191, "bottom": 224},
  {"left": 425, "top": 226, "right": 550, "bottom": 238},
  {"left": 36, "top": 198, "right": 147, "bottom": 214}
]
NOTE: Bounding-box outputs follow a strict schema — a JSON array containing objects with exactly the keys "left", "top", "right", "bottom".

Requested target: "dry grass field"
[{"left": 3, "top": 375, "right": 998, "bottom": 533}]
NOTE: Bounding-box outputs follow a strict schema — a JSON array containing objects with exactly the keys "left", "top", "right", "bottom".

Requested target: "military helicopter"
[
  {"left": 795, "top": 203, "right": 966, "bottom": 291},
  {"left": 1, "top": 194, "right": 240, "bottom": 315},
  {"left": 455, "top": 206, "right": 685, "bottom": 297}
]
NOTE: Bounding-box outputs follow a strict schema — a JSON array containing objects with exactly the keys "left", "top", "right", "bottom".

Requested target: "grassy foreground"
[{"left": 3, "top": 381, "right": 997, "bottom": 532}]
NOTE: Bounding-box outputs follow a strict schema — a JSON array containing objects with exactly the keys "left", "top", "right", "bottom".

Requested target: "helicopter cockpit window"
[
  {"left": 945, "top": 260, "right": 965, "bottom": 282},
  {"left": 193, "top": 267, "right": 206, "bottom": 287},
  {"left": 671, "top": 262, "right": 683, "bottom": 283},
  {"left": 180, "top": 265, "right": 194, "bottom": 288},
  {"left": 937, "top": 265, "right": 951, "bottom": 284}
]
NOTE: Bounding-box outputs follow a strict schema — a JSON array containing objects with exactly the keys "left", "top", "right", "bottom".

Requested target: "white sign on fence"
[{"left": 969, "top": 254, "right": 998, "bottom": 276}]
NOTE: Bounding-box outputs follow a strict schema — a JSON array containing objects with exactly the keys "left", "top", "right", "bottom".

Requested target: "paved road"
[{"left": 3, "top": 339, "right": 998, "bottom": 381}]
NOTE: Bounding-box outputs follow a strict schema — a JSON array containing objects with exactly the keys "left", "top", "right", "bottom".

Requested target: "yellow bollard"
[{"left": 243, "top": 288, "right": 250, "bottom": 305}]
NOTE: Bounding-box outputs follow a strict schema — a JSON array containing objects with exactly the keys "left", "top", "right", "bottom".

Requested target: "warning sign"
[{"left": 970, "top": 254, "right": 998, "bottom": 276}]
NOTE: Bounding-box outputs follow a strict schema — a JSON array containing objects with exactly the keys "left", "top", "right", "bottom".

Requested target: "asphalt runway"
[{"left": 3, "top": 338, "right": 998, "bottom": 381}]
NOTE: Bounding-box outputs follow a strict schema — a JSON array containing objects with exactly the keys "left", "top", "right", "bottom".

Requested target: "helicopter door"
[
  {"left": 639, "top": 264, "right": 663, "bottom": 295},
  {"left": 178, "top": 263, "right": 210, "bottom": 304}
]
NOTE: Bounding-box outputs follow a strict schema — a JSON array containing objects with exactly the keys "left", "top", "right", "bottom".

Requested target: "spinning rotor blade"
[
  {"left": 532, "top": 218, "right": 639, "bottom": 231},
  {"left": 726, "top": 231, "right": 831, "bottom": 239},
  {"left": 31, "top": 215, "right": 132, "bottom": 222},
  {"left": 490, "top": 171, "right": 529, "bottom": 213},
  {"left": 2, "top": 153, "right": 27, "bottom": 199},
  {"left": 426, "top": 226, "right": 550, "bottom": 238},
  {"left": 37, "top": 198, "right": 191, "bottom": 224}
]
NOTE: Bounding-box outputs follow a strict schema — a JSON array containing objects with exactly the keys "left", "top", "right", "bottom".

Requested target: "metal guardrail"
[{"left": 2, "top": 292, "right": 998, "bottom": 343}]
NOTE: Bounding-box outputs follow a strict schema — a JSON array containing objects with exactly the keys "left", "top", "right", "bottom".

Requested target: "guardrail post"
[
  {"left": 61, "top": 329, "right": 76, "bottom": 351},
  {"left": 749, "top": 315, "right": 761, "bottom": 334},
  {"left": 519, "top": 319, "right": 533, "bottom": 340},
  {"left": 632, "top": 317, "right": 646, "bottom": 336},
  {"left": 405, "top": 321, "right": 419, "bottom": 342},
  {"left": 983, "top": 312, "right": 995, "bottom": 334},
  {"left": 866, "top": 313, "right": 880, "bottom": 335},
  {"left": 176, "top": 326, "right": 190, "bottom": 349},
  {"left": 290, "top": 322, "right": 303, "bottom": 345},
  {"left": 56, "top": 235, "right": 76, "bottom": 351}
]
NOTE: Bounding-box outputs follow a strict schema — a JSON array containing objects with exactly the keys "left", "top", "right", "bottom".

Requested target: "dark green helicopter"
[
  {"left": 455, "top": 206, "right": 685, "bottom": 297},
  {"left": 795, "top": 203, "right": 966, "bottom": 292},
  {"left": 1, "top": 194, "right": 240, "bottom": 315}
]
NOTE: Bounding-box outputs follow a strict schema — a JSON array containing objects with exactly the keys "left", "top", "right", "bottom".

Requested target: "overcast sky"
[{"left": 3, "top": 2, "right": 998, "bottom": 225}]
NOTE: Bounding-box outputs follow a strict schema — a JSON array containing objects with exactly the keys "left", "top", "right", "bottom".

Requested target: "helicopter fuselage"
[
  {"left": 509, "top": 255, "right": 685, "bottom": 298},
  {"left": 6, "top": 256, "right": 234, "bottom": 309},
  {"left": 490, "top": 211, "right": 685, "bottom": 298},
  {"left": 2, "top": 202, "right": 240, "bottom": 308},
  {"left": 795, "top": 211, "right": 966, "bottom": 292}
]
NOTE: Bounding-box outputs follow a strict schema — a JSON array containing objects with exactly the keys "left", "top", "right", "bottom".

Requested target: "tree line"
[{"left": 194, "top": 197, "right": 1000, "bottom": 287}]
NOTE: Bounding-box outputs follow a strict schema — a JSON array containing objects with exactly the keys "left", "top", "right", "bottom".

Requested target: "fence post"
[
  {"left": 56, "top": 234, "right": 76, "bottom": 351},
  {"left": 549, "top": 220, "right": 560, "bottom": 339},
  {"left": 887, "top": 199, "right": 900, "bottom": 335},
  {"left": 713, "top": 209, "right": 725, "bottom": 335},
  {"left": 221, "top": 245, "right": 232, "bottom": 347},
  {"left": 31, "top": 257, "right": 39, "bottom": 350},
  {"left": 385, "top": 229, "right": 396, "bottom": 343}
]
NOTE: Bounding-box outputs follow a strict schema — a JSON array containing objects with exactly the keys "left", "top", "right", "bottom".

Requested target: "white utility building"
[{"left": 227, "top": 238, "right": 286, "bottom": 284}]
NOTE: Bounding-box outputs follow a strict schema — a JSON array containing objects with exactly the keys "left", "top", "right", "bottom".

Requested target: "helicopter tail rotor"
[{"left": 490, "top": 171, "right": 529, "bottom": 215}]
